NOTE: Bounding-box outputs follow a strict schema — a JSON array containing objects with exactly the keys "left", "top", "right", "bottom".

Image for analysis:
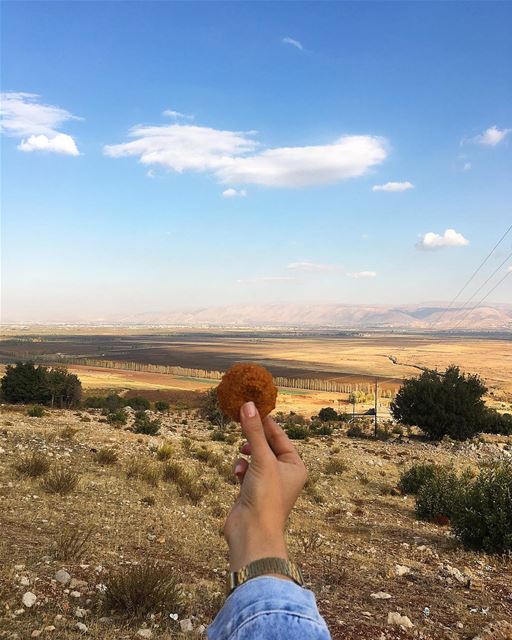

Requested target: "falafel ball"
[{"left": 216, "top": 363, "right": 277, "bottom": 422}]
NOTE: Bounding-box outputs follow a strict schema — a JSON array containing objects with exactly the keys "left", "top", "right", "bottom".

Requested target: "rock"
[
  {"left": 44, "top": 626, "right": 56, "bottom": 632},
  {"left": 456, "top": 622, "right": 464, "bottom": 629},
  {"left": 55, "top": 570, "right": 71, "bottom": 585},
  {"left": 70, "top": 591, "right": 81, "bottom": 598},
  {"left": 395, "top": 564, "right": 411, "bottom": 577},
  {"left": 180, "top": 618, "right": 194, "bottom": 632},
  {"left": 370, "top": 591, "right": 392, "bottom": 600},
  {"left": 14, "top": 609, "right": 25, "bottom": 616},
  {"left": 441, "top": 564, "right": 470, "bottom": 586},
  {"left": 75, "top": 608, "right": 87, "bottom": 618},
  {"left": 69, "top": 578, "right": 88, "bottom": 589},
  {"left": 387, "top": 611, "right": 414, "bottom": 629},
  {"left": 22, "top": 592, "right": 37, "bottom": 608},
  {"left": 197, "top": 624, "right": 207, "bottom": 634},
  {"left": 31, "top": 631, "right": 42, "bottom": 638},
  {"left": 137, "top": 630, "right": 153, "bottom": 639},
  {"left": 19, "top": 576, "right": 30, "bottom": 586},
  {"left": 75, "top": 623, "right": 88, "bottom": 633}
]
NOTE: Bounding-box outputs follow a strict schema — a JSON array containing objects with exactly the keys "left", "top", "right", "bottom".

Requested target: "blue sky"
[{"left": 1, "top": 1, "right": 511, "bottom": 322}]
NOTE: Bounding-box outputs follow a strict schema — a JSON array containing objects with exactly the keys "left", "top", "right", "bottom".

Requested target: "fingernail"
[
  {"left": 242, "top": 401, "right": 257, "bottom": 418},
  {"left": 235, "top": 463, "right": 244, "bottom": 475}
]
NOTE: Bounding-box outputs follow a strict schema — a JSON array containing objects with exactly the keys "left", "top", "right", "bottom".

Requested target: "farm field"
[
  {"left": 1, "top": 405, "right": 511, "bottom": 639},
  {"left": 1, "top": 328, "right": 511, "bottom": 401}
]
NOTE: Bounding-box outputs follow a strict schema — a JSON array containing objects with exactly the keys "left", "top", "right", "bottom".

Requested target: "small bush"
[
  {"left": 399, "top": 463, "right": 440, "bottom": 495},
  {"left": 451, "top": 463, "right": 512, "bottom": 554},
  {"left": 103, "top": 562, "right": 183, "bottom": 618},
  {"left": 318, "top": 407, "right": 338, "bottom": 422},
  {"left": 311, "top": 423, "right": 334, "bottom": 436},
  {"left": 415, "top": 468, "right": 461, "bottom": 522},
  {"left": 304, "top": 473, "right": 324, "bottom": 504},
  {"left": 162, "top": 461, "right": 205, "bottom": 503},
  {"left": 94, "top": 448, "right": 118, "bottom": 465},
  {"left": 52, "top": 525, "right": 94, "bottom": 561},
  {"left": 324, "top": 457, "right": 348, "bottom": 475},
  {"left": 210, "top": 430, "right": 226, "bottom": 442},
  {"left": 124, "top": 396, "right": 151, "bottom": 411},
  {"left": 27, "top": 405, "right": 45, "bottom": 417},
  {"left": 133, "top": 412, "right": 160, "bottom": 436},
  {"left": 155, "top": 401, "right": 170, "bottom": 413},
  {"left": 156, "top": 443, "right": 174, "bottom": 461},
  {"left": 59, "top": 425, "right": 79, "bottom": 439},
  {"left": 286, "top": 424, "right": 309, "bottom": 440},
  {"left": 107, "top": 409, "right": 128, "bottom": 426},
  {"left": 162, "top": 460, "right": 185, "bottom": 484},
  {"left": 125, "top": 458, "right": 160, "bottom": 486},
  {"left": 375, "top": 425, "right": 392, "bottom": 441},
  {"left": 14, "top": 451, "right": 50, "bottom": 478},
  {"left": 41, "top": 467, "right": 79, "bottom": 495}
]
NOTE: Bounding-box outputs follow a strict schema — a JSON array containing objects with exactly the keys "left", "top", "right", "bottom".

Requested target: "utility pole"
[{"left": 374, "top": 377, "right": 378, "bottom": 437}]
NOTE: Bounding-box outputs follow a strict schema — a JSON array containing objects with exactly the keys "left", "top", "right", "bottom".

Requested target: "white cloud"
[
  {"left": 472, "top": 125, "right": 511, "bottom": 146},
  {"left": 347, "top": 271, "right": 377, "bottom": 278},
  {"left": 222, "top": 188, "right": 247, "bottom": 198},
  {"left": 236, "top": 276, "right": 295, "bottom": 284},
  {"left": 372, "top": 181, "right": 414, "bottom": 192},
  {"left": 463, "top": 162, "right": 472, "bottom": 171},
  {"left": 105, "top": 121, "right": 388, "bottom": 188},
  {"left": 416, "top": 228, "right": 469, "bottom": 251},
  {"left": 162, "top": 108, "right": 193, "bottom": 120},
  {"left": 0, "top": 92, "right": 81, "bottom": 155},
  {"left": 287, "top": 262, "right": 341, "bottom": 272},
  {"left": 17, "top": 133, "right": 79, "bottom": 156},
  {"left": 282, "top": 36, "right": 303, "bottom": 50}
]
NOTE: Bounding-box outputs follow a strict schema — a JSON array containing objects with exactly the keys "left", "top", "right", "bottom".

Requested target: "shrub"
[
  {"left": 14, "top": 451, "right": 50, "bottom": 478},
  {"left": 125, "top": 458, "right": 160, "bottom": 486},
  {"left": 51, "top": 525, "right": 94, "bottom": 561},
  {"left": 156, "top": 443, "right": 174, "bottom": 461},
  {"left": 27, "top": 405, "right": 45, "bottom": 417},
  {"left": 41, "top": 467, "right": 79, "bottom": 495},
  {"left": 375, "top": 425, "right": 392, "bottom": 441},
  {"left": 132, "top": 411, "right": 160, "bottom": 436},
  {"left": 391, "top": 366, "right": 489, "bottom": 441},
  {"left": 199, "top": 387, "right": 226, "bottom": 427},
  {"left": 124, "top": 396, "right": 150, "bottom": 411},
  {"left": 324, "top": 457, "right": 348, "bottom": 475},
  {"left": 59, "top": 425, "right": 78, "bottom": 439},
  {"left": 415, "top": 468, "right": 461, "bottom": 521},
  {"left": 94, "top": 448, "right": 118, "bottom": 465},
  {"left": 103, "top": 562, "right": 183, "bottom": 618},
  {"left": 155, "top": 400, "right": 170, "bottom": 413},
  {"left": 162, "top": 461, "right": 206, "bottom": 503},
  {"left": 451, "top": 463, "right": 512, "bottom": 554},
  {"left": 210, "top": 429, "right": 226, "bottom": 442},
  {"left": 84, "top": 396, "right": 106, "bottom": 409},
  {"left": 346, "top": 423, "right": 365, "bottom": 438},
  {"left": 311, "top": 423, "right": 334, "bottom": 436},
  {"left": 399, "top": 463, "right": 440, "bottom": 494},
  {"left": 285, "top": 424, "right": 309, "bottom": 440},
  {"left": 1, "top": 362, "right": 82, "bottom": 407},
  {"left": 106, "top": 409, "right": 128, "bottom": 426},
  {"left": 481, "top": 410, "right": 512, "bottom": 436},
  {"left": 318, "top": 407, "right": 338, "bottom": 422}
]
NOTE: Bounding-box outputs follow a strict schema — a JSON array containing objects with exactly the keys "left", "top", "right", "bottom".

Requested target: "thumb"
[{"left": 240, "top": 402, "right": 272, "bottom": 462}]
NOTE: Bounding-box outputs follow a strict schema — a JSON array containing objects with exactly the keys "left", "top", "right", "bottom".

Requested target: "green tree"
[
  {"left": 47, "top": 366, "right": 82, "bottom": 408},
  {"left": 391, "top": 365, "right": 487, "bottom": 440},
  {"left": 199, "top": 387, "right": 226, "bottom": 427},
  {"left": 1, "top": 362, "right": 51, "bottom": 405},
  {"left": 318, "top": 407, "right": 338, "bottom": 422}
]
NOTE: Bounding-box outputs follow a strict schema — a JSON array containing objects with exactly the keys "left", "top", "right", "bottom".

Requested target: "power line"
[
  {"left": 450, "top": 267, "right": 512, "bottom": 331},
  {"left": 430, "top": 221, "right": 512, "bottom": 328},
  {"left": 452, "top": 249, "right": 512, "bottom": 314}
]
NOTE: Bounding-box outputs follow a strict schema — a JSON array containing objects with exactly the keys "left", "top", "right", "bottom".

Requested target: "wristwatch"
[{"left": 227, "top": 557, "right": 304, "bottom": 594}]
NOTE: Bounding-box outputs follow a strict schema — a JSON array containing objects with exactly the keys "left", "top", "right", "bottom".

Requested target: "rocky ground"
[{"left": 1, "top": 405, "right": 511, "bottom": 640}]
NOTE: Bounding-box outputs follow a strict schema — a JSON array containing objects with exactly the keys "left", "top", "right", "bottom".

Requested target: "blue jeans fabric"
[{"left": 208, "top": 576, "right": 331, "bottom": 640}]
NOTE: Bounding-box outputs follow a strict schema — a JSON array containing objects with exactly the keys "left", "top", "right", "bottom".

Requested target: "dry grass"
[
  {"left": 324, "top": 456, "right": 349, "bottom": 475},
  {"left": 14, "top": 451, "right": 50, "bottom": 477},
  {"left": 103, "top": 561, "right": 183, "bottom": 618},
  {"left": 1, "top": 404, "right": 511, "bottom": 640},
  {"left": 41, "top": 466, "right": 79, "bottom": 494},
  {"left": 94, "top": 447, "right": 119, "bottom": 465}
]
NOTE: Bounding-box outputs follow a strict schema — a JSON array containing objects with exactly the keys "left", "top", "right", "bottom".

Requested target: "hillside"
[
  {"left": 118, "top": 302, "right": 512, "bottom": 331},
  {"left": 1, "top": 405, "right": 511, "bottom": 639}
]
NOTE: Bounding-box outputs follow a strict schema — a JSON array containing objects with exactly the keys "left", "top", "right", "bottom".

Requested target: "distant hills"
[{"left": 118, "top": 302, "right": 512, "bottom": 331}]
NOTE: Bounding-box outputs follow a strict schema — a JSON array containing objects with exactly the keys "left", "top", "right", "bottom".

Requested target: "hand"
[{"left": 224, "top": 401, "right": 308, "bottom": 572}]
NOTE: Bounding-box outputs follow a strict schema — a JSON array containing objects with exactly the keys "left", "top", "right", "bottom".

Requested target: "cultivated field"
[{"left": 1, "top": 405, "right": 511, "bottom": 639}]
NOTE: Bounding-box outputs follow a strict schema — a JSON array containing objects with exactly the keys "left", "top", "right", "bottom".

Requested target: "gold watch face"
[{"left": 227, "top": 557, "right": 303, "bottom": 594}]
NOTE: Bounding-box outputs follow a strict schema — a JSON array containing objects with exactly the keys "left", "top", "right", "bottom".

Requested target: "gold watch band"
[{"left": 227, "top": 557, "right": 304, "bottom": 594}]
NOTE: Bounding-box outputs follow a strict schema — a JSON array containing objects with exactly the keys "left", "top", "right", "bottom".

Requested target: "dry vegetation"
[{"left": 1, "top": 403, "right": 511, "bottom": 639}]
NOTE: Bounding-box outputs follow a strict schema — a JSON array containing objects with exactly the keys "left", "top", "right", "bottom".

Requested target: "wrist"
[{"left": 228, "top": 530, "right": 288, "bottom": 572}]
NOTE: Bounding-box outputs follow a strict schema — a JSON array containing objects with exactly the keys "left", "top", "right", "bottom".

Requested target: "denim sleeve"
[{"left": 207, "top": 576, "right": 331, "bottom": 640}]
